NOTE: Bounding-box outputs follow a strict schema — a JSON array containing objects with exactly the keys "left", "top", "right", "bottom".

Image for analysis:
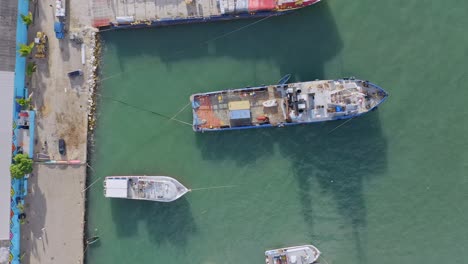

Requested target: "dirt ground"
[{"left": 28, "top": 0, "right": 94, "bottom": 161}]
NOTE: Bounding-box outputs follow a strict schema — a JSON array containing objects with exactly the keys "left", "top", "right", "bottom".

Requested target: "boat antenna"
[{"left": 190, "top": 185, "right": 237, "bottom": 191}]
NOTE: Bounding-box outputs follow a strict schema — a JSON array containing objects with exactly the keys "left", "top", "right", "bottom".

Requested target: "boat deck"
[
  {"left": 128, "top": 177, "right": 179, "bottom": 200},
  {"left": 194, "top": 85, "right": 286, "bottom": 129},
  {"left": 92, "top": 0, "right": 221, "bottom": 27}
]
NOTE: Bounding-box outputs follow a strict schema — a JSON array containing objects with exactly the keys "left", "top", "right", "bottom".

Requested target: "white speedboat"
[
  {"left": 104, "top": 176, "right": 190, "bottom": 202},
  {"left": 265, "top": 244, "right": 321, "bottom": 264}
]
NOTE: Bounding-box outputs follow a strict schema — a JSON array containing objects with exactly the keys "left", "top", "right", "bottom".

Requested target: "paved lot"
[{"left": 21, "top": 164, "right": 86, "bottom": 264}]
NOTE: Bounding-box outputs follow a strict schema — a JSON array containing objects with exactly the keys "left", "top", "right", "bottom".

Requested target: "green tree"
[
  {"left": 16, "top": 98, "right": 32, "bottom": 109},
  {"left": 10, "top": 154, "right": 33, "bottom": 179},
  {"left": 20, "top": 12, "right": 33, "bottom": 26},
  {"left": 18, "top": 43, "right": 34, "bottom": 57},
  {"left": 26, "top": 62, "right": 37, "bottom": 78},
  {"left": 17, "top": 203, "right": 24, "bottom": 213}
]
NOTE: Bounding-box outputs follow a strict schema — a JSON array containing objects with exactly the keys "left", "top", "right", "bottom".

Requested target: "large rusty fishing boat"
[{"left": 190, "top": 76, "right": 388, "bottom": 132}]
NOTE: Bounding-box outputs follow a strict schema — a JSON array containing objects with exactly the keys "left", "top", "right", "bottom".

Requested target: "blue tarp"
[
  {"left": 229, "top": 109, "right": 251, "bottom": 119},
  {"left": 54, "top": 22, "right": 64, "bottom": 39}
]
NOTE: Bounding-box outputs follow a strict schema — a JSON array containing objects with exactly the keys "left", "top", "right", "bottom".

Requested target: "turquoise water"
[{"left": 86, "top": 1, "right": 468, "bottom": 263}]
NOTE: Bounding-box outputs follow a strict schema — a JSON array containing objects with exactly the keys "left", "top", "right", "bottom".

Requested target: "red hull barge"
[{"left": 91, "top": 0, "right": 322, "bottom": 30}]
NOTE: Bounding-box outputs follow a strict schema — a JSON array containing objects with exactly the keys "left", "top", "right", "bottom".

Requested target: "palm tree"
[
  {"left": 18, "top": 43, "right": 34, "bottom": 57},
  {"left": 26, "top": 62, "right": 37, "bottom": 78},
  {"left": 20, "top": 12, "right": 33, "bottom": 26}
]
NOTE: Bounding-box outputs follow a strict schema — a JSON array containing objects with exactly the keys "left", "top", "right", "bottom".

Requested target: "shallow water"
[{"left": 86, "top": 1, "right": 468, "bottom": 263}]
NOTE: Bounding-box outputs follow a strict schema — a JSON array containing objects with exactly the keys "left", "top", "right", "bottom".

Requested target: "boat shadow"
[
  {"left": 102, "top": 1, "right": 342, "bottom": 84},
  {"left": 195, "top": 111, "right": 387, "bottom": 263},
  {"left": 110, "top": 197, "right": 197, "bottom": 246}
]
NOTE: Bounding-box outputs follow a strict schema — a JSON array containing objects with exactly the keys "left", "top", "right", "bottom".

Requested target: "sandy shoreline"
[{"left": 21, "top": 0, "right": 99, "bottom": 263}]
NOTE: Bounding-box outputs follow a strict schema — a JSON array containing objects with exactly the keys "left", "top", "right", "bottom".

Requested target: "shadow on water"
[
  {"left": 196, "top": 111, "right": 387, "bottom": 264},
  {"left": 111, "top": 197, "right": 197, "bottom": 246},
  {"left": 102, "top": 2, "right": 341, "bottom": 81}
]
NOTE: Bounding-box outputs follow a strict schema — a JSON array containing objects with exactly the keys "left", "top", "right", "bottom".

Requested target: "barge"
[
  {"left": 190, "top": 77, "right": 388, "bottom": 132},
  {"left": 92, "top": 0, "right": 322, "bottom": 29}
]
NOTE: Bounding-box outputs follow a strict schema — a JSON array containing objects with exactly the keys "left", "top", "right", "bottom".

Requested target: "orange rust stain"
[{"left": 196, "top": 96, "right": 222, "bottom": 129}]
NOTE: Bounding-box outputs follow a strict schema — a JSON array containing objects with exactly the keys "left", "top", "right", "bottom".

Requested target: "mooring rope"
[
  {"left": 96, "top": 94, "right": 192, "bottom": 126},
  {"left": 319, "top": 255, "right": 331, "bottom": 264},
  {"left": 170, "top": 102, "right": 191, "bottom": 120},
  {"left": 190, "top": 185, "right": 238, "bottom": 191},
  {"left": 82, "top": 163, "right": 104, "bottom": 193},
  {"left": 202, "top": 15, "right": 274, "bottom": 44},
  {"left": 328, "top": 117, "right": 355, "bottom": 134}
]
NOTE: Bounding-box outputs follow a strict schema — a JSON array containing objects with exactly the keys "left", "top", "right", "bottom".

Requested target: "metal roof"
[
  {"left": 0, "top": 71, "right": 14, "bottom": 240},
  {"left": 105, "top": 179, "right": 128, "bottom": 198}
]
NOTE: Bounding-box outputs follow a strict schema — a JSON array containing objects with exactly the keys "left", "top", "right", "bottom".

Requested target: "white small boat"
[
  {"left": 262, "top": 99, "right": 278, "bottom": 107},
  {"left": 104, "top": 176, "right": 190, "bottom": 202},
  {"left": 265, "top": 244, "right": 320, "bottom": 264}
]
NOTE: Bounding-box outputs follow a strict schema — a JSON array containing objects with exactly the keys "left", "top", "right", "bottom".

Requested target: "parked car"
[
  {"left": 58, "top": 139, "right": 66, "bottom": 155},
  {"left": 67, "top": 70, "right": 83, "bottom": 78}
]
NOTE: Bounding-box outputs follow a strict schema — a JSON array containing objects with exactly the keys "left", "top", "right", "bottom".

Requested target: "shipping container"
[
  {"left": 219, "top": 0, "right": 249, "bottom": 14},
  {"left": 229, "top": 109, "right": 252, "bottom": 127},
  {"left": 235, "top": 0, "right": 249, "bottom": 13},
  {"left": 248, "top": 0, "right": 276, "bottom": 12}
]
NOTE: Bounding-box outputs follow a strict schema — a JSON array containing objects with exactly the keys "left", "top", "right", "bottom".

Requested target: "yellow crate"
[{"left": 228, "top": 101, "right": 250, "bottom": 110}]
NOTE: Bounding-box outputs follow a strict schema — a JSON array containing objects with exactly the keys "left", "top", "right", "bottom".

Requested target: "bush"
[
  {"left": 18, "top": 43, "right": 34, "bottom": 57},
  {"left": 20, "top": 12, "right": 33, "bottom": 26},
  {"left": 26, "top": 62, "right": 37, "bottom": 78},
  {"left": 16, "top": 98, "right": 31, "bottom": 108}
]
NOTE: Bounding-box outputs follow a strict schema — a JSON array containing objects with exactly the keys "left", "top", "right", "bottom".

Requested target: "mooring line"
[
  {"left": 81, "top": 163, "right": 102, "bottom": 193},
  {"left": 202, "top": 15, "right": 274, "bottom": 43},
  {"left": 320, "top": 255, "right": 331, "bottom": 264},
  {"left": 82, "top": 163, "right": 104, "bottom": 193},
  {"left": 99, "top": 95, "right": 192, "bottom": 127},
  {"left": 328, "top": 117, "right": 355, "bottom": 134},
  {"left": 170, "top": 102, "right": 191, "bottom": 120},
  {"left": 190, "top": 185, "right": 237, "bottom": 191},
  {"left": 82, "top": 176, "right": 103, "bottom": 193}
]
